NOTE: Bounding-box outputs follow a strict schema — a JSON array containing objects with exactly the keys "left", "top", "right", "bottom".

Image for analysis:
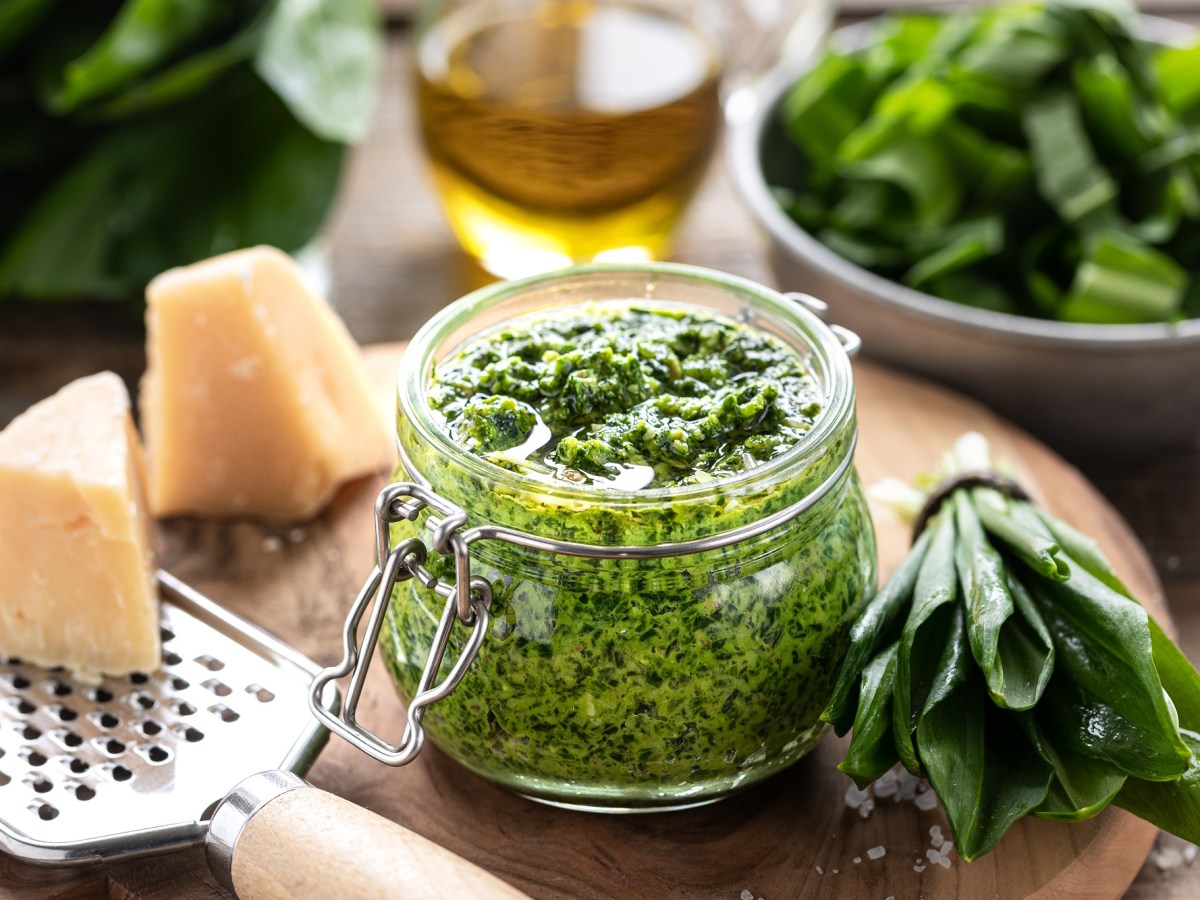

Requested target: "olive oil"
[{"left": 416, "top": 1, "right": 721, "bottom": 277}]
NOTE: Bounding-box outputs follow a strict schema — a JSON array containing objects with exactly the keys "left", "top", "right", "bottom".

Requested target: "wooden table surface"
[{"left": 2, "top": 6, "right": 1200, "bottom": 897}]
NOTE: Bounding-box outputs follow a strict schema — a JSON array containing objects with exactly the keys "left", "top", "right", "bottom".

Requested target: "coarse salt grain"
[
  {"left": 815, "top": 866, "right": 824, "bottom": 875},
  {"left": 845, "top": 784, "right": 871, "bottom": 810},
  {"left": 868, "top": 846, "right": 887, "bottom": 860},
  {"left": 927, "top": 849, "right": 940, "bottom": 863},
  {"left": 914, "top": 864, "right": 927, "bottom": 873},
  {"left": 937, "top": 857, "right": 952, "bottom": 869},
  {"left": 853, "top": 857, "right": 862, "bottom": 864},
  {"left": 262, "top": 535, "right": 284, "bottom": 553},
  {"left": 914, "top": 790, "right": 939, "bottom": 811},
  {"left": 741, "top": 891, "right": 754, "bottom": 900}
]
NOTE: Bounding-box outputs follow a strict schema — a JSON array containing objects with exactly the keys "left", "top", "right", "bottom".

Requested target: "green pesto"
[
  {"left": 381, "top": 303, "right": 876, "bottom": 810},
  {"left": 428, "top": 305, "right": 823, "bottom": 488}
]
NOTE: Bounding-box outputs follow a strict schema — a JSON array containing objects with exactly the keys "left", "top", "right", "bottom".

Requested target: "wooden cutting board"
[{"left": 12, "top": 346, "right": 1163, "bottom": 900}]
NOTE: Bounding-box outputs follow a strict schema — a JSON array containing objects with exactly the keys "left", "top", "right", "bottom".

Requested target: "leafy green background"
[
  {"left": 771, "top": 2, "right": 1200, "bottom": 324},
  {"left": 0, "top": 0, "right": 380, "bottom": 301}
]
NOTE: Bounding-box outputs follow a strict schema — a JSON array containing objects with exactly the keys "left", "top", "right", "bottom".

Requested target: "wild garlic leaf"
[
  {"left": 955, "top": 492, "right": 1054, "bottom": 711},
  {"left": 1115, "top": 729, "right": 1200, "bottom": 844},
  {"left": 1027, "top": 563, "right": 1192, "bottom": 781},
  {"left": 254, "top": 0, "right": 381, "bottom": 144},
  {"left": 823, "top": 528, "right": 931, "bottom": 735},
  {"left": 49, "top": 0, "right": 234, "bottom": 113},
  {"left": 838, "top": 643, "right": 901, "bottom": 787},
  {"left": 893, "top": 511, "right": 958, "bottom": 774},
  {"left": 1021, "top": 711, "right": 1127, "bottom": 821},
  {"left": 917, "top": 607, "right": 1053, "bottom": 861},
  {"left": 974, "top": 493, "right": 1070, "bottom": 581}
]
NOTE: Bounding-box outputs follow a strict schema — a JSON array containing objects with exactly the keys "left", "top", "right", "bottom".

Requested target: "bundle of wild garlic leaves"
[
  {"left": 825, "top": 434, "right": 1200, "bottom": 860},
  {"left": 772, "top": 2, "right": 1200, "bottom": 323}
]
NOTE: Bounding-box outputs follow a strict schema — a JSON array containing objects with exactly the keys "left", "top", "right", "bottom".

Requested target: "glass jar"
[{"left": 381, "top": 263, "right": 875, "bottom": 812}]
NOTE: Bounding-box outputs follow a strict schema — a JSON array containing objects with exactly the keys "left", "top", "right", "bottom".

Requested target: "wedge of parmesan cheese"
[
  {"left": 141, "top": 246, "right": 394, "bottom": 522},
  {"left": 0, "top": 373, "right": 160, "bottom": 677}
]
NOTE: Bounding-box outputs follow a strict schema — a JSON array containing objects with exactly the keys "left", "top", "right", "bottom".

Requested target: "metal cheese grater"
[{"left": 0, "top": 570, "right": 337, "bottom": 867}]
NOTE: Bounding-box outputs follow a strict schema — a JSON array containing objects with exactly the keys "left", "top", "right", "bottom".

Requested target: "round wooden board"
[{"left": 96, "top": 345, "right": 1162, "bottom": 900}]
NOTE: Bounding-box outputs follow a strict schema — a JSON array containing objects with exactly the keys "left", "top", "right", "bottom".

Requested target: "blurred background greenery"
[{"left": 0, "top": 0, "right": 380, "bottom": 301}]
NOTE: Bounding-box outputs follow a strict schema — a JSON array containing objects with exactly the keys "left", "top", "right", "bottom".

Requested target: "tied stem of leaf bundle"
[{"left": 824, "top": 432, "right": 1200, "bottom": 861}]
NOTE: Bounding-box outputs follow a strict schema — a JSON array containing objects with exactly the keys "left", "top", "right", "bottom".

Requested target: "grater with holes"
[
  {"left": 0, "top": 572, "right": 529, "bottom": 899},
  {"left": 0, "top": 571, "right": 337, "bottom": 868}
]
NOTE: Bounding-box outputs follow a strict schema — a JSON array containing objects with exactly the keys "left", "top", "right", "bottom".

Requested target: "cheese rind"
[
  {"left": 141, "top": 246, "right": 394, "bottom": 522},
  {"left": 0, "top": 373, "right": 160, "bottom": 677}
]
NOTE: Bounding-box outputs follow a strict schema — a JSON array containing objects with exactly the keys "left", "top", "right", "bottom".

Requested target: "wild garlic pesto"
[
  {"left": 384, "top": 266, "right": 876, "bottom": 811},
  {"left": 428, "top": 305, "right": 823, "bottom": 489}
]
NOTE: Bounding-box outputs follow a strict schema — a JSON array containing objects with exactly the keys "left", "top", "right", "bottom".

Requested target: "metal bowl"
[{"left": 727, "top": 17, "right": 1200, "bottom": 457}]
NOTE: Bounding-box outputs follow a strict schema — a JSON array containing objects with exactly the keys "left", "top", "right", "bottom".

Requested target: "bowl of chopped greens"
[{"left": 728, "top": 2, "right": 1200, "bottom": 456}]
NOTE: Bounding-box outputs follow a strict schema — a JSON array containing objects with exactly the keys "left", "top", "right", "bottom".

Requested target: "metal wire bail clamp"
[{"left": 308, "top": 482, "right": 492, "bottom": 767}]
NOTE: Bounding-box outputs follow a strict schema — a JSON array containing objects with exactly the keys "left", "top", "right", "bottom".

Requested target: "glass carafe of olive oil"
[{"left": 415, "top": 0, "right": 724, "bottom": 278}]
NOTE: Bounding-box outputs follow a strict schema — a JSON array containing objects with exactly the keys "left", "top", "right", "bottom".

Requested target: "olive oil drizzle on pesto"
[{"left": 429, "top": 304, "right": 823, "bottom": 489}]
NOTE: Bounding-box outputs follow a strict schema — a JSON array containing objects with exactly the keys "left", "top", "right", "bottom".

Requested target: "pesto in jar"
[
  {"left": 428, "top": 305, "right": 823, "bottom": 490},
  {"left": 383, "top": 289, "right": 875, "bottom": 811}
]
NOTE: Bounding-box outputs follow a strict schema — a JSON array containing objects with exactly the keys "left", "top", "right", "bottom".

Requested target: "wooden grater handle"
[{"left": 206, "top": 771, "right": 530, "bottom": 900}]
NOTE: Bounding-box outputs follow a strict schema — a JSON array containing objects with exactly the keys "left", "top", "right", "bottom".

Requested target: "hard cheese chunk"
[
  {"left": 142, "top": 246, "right": 394, "bottom": 521},
  {"left": 0, "top": 373, "right": 160, "bottom": 677}
]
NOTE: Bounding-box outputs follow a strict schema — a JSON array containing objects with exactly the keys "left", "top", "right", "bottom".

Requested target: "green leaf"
[
  {"left": 939, "top": 121, "right": 1032, "bottom": 205},
  {"left": 841, "top": 134, "right": 960, "bottom": 229},
  {"left": 1115, "top": 728, "right": 1200, "bottom": 844},
  {"left": 823, "top": 528, "right": 932, "bottom": 735},
  {"left": 893, "top": 511, "right": 957, "bottom": 774},
  {"left": 1028, "top": 562, "right": 1192, "bottom": 782},
  {"left": 1073, "top": 54, "right": 1150, "bottom": 159},
  {"left": 838, "top": 643, "right": 901, "bottom": 787},
  {"left": 1023, "top": 89, "right": 1119, "bottom": 225},
  {"left": 954, "top": 492, "right": 1052, "bottom": 711},
  {"left": 817, "top": 228, "right": 909, "bottom": 270},
  {"left": 0, "top": 0, "right": 56, "bottom": 58},
  {"left": 50, "top": 0, "right": 236, "bottom": 113},
  {"left": 254, "top": 0, "right": 382, "bottom": 144},
  {"left": 91, "top": 4, "right": 273, "bottom": 121},
  {"left": 956, "top": 14, "right": 1068, "bottom": 88},
  {"left": 973, "top": 493, "right": 1069, "bottom": 581},
  {"left": 1060, "top": 230, "right": 1187, "bottom": 324},
  {"left": 1157, "top": 39, "right": 1200, "bottom": 115},
  {"left": 1149, "top": 616, "right": 1200, "bottom": 733},
  {"left": 1034, "top": 507, "right": 1131, "bottom": 597},
  {"left": 782, "top": 53, "right": 878, "bottom": 170},
  {"left": 0, "top": 69, "right": 343, "bottom": 299},
  {"left": 923, "top": 272, "right": 1021, "bottom": 315},
  {"left": 1023, "top": 713, "right": 1127, "bottom": 822},
  {"left": 917, "top": 606, "right": 1053, "bottom": 861},
  {"left": 903, "top": 217, "right": 1003, "bottom": 290}
]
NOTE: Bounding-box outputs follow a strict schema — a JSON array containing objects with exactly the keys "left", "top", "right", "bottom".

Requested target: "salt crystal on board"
[
  {"left": 914, "top": 790, "right": 939, "bottom": 811},
  {"left": 262, "top": 535, "right": 284, "bottom": 553},
  {"left": 937, "top": 857, "right": 952, "bottom": 869},
  {"left": 844, "top": 784, "right": 870, "bottom": 809},
  {"left": 868, "top": 846, "right": 887, "bottom": 860},
  {"left": 853, "top": 857, "right": 862, "bottom": 864},
  {"left": 741, "top": 891, "right": 754, "bottom": 900}
]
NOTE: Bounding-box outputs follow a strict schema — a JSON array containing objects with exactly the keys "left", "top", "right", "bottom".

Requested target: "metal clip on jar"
[{"left": 310, "top": 264, "right": 876, "bottom": 812}]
